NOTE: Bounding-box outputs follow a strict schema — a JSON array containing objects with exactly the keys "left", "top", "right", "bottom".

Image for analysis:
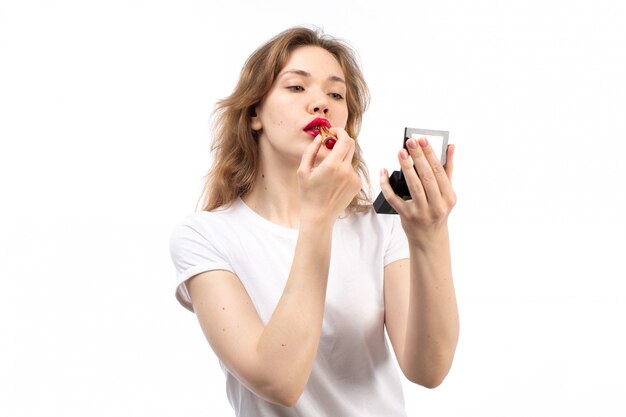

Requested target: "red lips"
[{"left": 303, "top": 118, "right": 331, "bottom": 138}]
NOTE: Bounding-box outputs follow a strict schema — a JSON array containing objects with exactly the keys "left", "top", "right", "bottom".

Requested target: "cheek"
[
  {"left": 262, "top": 108, "right": 284, "bottom": 129},
  {"left": 334, "top": 104, "right": 349, "bottom": 127},
  {"left": 265, "top": 99, "right": 291, "bottom": 128}
]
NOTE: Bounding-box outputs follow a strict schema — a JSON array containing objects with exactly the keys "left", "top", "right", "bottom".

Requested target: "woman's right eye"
[{"left": 287, "top": 86, "right": 304, "bottom": 92}]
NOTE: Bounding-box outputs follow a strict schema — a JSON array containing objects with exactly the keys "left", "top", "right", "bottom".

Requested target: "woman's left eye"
[
  {"left": 287, "top": 86, "right": 304, "bottom": 92},
  {"left": 329, "top": 92, "right": 344, "bottom": 100}
]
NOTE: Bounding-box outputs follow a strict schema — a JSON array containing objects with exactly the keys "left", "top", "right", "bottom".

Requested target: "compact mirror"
[{"left": 374, "top": 128, "right": 449, "bottom": 215}]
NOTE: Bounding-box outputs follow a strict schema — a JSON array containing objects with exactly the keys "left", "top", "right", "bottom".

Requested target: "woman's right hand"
[{"left": 297, "top": 127, "right": 362, "bottom": 225}]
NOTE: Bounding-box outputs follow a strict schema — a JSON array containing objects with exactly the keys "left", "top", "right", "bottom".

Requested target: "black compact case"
[{"left": 374, "top": 128, "right": 449, "bottom": 214}]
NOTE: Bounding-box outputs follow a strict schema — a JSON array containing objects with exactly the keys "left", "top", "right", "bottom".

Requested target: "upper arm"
[
  {"left": 186, "top": 270, "right": 267, "bottom": 392},
  {"left": 384, "top": 258, "right": 411, "bottom": 370}
]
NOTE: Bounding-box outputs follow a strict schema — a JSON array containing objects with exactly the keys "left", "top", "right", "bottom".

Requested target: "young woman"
[{"left": 170, "top": 26, "right": 459, "bottom": 416}]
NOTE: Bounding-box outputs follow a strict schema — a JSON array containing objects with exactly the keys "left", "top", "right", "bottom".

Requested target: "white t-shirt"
[{"left": 170, "top": 197, "right": 410, "bottom": 416}]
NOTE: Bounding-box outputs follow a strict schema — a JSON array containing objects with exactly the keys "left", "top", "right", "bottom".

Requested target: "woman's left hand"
[{"left": 379, "top": 137, "right": 456, "bottom": 250}]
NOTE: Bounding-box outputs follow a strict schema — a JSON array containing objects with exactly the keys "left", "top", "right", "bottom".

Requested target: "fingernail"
[
  {"left": 406, "top": 138, "right": 417, "bottom": 149},
  {"left": 380, "top": 168, "right": 388, "bottom": 176},
  {"left": 400, "top": 149, "right": 408, "bottom": 160},
  {"left": 419, "top": 137, "right": 429, "bottom": 147}
]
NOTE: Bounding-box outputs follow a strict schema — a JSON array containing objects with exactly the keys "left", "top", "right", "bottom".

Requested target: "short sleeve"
[
  {"left": 169, "top": 220, "right": 234, "bottom": 312},
  {"left": 383, "top": 215, "right": 409, "bottom": 266}
]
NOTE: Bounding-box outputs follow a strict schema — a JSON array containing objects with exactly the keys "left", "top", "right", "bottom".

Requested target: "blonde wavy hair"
[{"left": 200, "top": 26, "right": 371, "bottom": 212}]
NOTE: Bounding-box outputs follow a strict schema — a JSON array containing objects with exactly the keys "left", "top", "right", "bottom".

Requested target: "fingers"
[
  {"left": 322, "top": 127, "right": 355, "bottom": 164},
  {"left": 445, "top": 144, "right": 455, "bottom": 183},
  {"left": 379, "top": 138, "right": 457, "bottom": 228},
  {"left": 412, "top": 137, "right": 455, "bottom": 200},
  {"left": 379, "top": 168, "right": 407, "bottom": 215},
  {"left": 397, "top": 147, "right": 429, "bottom": 205},
  {"left": 299, "top": 134, "right": 323, "bottom": 173},
  {"left": 404, "top": 138, "right": 443, "bottom": 205},
  {"left": 335, "top": 128, "right": 356, "bottom": 163}
]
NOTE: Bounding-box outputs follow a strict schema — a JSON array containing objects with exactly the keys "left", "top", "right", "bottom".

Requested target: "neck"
[{"left": 242, "top": 145, "right": 303, "bottom": 229}]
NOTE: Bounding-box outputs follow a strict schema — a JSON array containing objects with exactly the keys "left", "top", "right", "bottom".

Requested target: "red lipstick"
[
  {"left": 303, "top": 118, "right": 331, "bottom": 138},
  {"left": 320, "top": 126, "right": 337, "bottom": 149}
]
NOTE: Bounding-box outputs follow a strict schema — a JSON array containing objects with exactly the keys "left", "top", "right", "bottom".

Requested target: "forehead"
[{"left": 281, "top": 46, "right": 345, "bottom": 79}]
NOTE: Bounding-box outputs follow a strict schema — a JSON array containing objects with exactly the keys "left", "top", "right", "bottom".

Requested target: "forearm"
[
  {"left": 255, "top": 220, "right": 333, "bottom": 405},
  {"left": 404, "top": 227, "right": 459, "bottom": 387}
]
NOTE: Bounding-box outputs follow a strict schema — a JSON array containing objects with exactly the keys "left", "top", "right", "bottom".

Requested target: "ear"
[{"left": 250, "top": 106, "right": 262, "bottom": 131}]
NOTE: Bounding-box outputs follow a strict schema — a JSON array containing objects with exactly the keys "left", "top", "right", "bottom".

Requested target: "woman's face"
[{"left": 251, "top": 45, "right": 349, "bottom": 164}]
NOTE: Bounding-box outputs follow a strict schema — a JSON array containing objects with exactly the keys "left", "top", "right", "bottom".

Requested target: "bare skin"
[
  {"left": 381, "top": 137, "right": 459, "bottom": 387},
  {"left": 187, "top": 45, "right": 459, "bottom": 407},
  {"left": 188, "top": 46, "right": 361, "bottom": 407}
]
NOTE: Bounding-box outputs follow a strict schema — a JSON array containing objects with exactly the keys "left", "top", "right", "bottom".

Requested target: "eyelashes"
[{"left": 286, "top": 86, "right": 345, "bottom": 100}]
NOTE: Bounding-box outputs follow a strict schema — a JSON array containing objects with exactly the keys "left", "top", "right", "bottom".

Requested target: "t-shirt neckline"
[{"left": 235, "top": 197, "right": 300, "bottom": 238}]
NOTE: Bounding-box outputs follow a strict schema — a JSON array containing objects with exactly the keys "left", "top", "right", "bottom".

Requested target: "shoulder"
[
  {"left": 169, "top": 202, "right": 249, "bottom": 263},
  {"left": 170, "top": 201, "right": 241, "bottom": 241},
  {"left": 169, "top": 203, "right": 243, "bottom": 311}
]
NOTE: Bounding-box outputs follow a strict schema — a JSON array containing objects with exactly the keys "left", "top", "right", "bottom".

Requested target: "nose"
[
  {"left": 309, "top": 90, "right": 329, "bottom": 115},
  {"left": 312, "top": 105, "right": 328, "bottom": 115}
]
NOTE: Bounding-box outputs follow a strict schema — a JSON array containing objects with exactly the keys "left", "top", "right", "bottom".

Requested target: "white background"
[{"left": 2, "top": 0, "right": 626, "bottom": 415}]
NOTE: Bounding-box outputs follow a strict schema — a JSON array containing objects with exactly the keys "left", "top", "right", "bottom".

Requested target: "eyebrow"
[{"left": 279, "top": 69, "right": 346, "bottom": 84}]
